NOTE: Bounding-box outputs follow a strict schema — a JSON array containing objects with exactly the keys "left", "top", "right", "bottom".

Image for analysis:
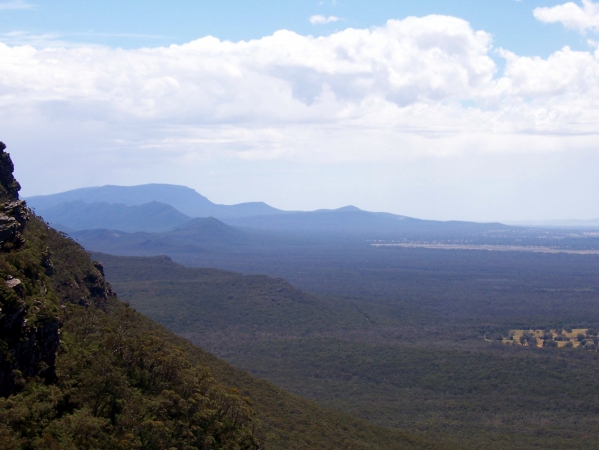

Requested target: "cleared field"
[
  {"left": 373, "top": 243, "right": 599, "bottom": 255},
  {"left": 498, "top": 328, "right": 595, "bottom": 349}
]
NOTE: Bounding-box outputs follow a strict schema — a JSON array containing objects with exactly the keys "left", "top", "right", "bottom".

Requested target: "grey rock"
[
  {"left": 0, "top": 200, "right": 30, "bottom": 250},
  {"left": 5, "top": 278, "right": 21, "bottom": 288}
]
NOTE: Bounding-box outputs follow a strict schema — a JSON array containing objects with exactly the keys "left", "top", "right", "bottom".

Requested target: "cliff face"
[
  {"left": 0, "top": 143, "right": 28, "bottom": 252},
  {"left": 0, "top": 142, "right": 55, "bottom": 396},
  {"left": 0, "top": 142, "right": 107, "bottom": 397}
]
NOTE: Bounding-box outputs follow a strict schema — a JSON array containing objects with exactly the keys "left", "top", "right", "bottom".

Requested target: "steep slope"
[
  {"left": 0, "top": 143, "right": 260, "bottom": 448},
  {"left": 26, "top": 184, "right": 285, "bottom": 219},
  {"left": 0, "top": 143, "right": 59, "bottom": 397},
  {"left": 88, "top": 252, "right": 370, "bottom": 352}
]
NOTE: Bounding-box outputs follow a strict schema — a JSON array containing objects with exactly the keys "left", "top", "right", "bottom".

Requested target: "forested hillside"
[
  {"left": 0, "top": 142, "right": 258, "bottom": 448},
  {"left": 0, "top": 142, "right": 438, "bottom": 449}
]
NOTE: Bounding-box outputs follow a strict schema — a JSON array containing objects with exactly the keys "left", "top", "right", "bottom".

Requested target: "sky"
[{"left": 1, "top": 0, "right": 599, "bottom": 221}]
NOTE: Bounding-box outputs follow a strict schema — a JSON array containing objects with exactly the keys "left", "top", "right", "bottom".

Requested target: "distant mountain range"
[
  {"left": 27, "top": 183, "right": 510, "bottom": 236},
  {"left": 26, "top": 183, "right": 285, "bottom": 219},
  {"left": 224, "top": 206, "right": 509, "bottom": 236}
]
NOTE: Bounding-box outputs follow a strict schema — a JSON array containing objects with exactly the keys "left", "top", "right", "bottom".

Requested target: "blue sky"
[
  {"left": 1, "top": 0, "right": 589, "bottom": 55},
  {"left": 2, "top": 0, "right": 599, "bottom": 221}
]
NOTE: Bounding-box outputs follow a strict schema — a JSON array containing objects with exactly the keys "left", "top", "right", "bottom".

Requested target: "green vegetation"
[
  {"left": 95, "top": 251, "right": 599, "bottom": 449},
  {"left": 1, "top": 210, "right": 259, "bottom": 447},
  {"left": 0, "top": 300, "right": 259, "bottom": 449}
]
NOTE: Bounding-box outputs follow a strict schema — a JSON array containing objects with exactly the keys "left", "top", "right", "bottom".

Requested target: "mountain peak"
[{"left": 335, "top": 205, "right": 363, "bottom": 212}]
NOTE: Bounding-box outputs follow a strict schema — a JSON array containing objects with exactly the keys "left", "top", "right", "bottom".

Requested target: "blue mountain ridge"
[
  {"left": 26, "top": 183, "right": 285, "bottom": 219},
  {"left": 28, "top": 183, "right": 511, "bottom": 235}
]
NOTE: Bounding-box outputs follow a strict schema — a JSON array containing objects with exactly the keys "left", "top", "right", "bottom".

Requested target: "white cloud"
[
  {"left": 1, "top": 14, "right": 599, "bottom": 208},
  {"left": 0, "top": 31, "right": 72, "bottom": 48},
  {"left": 309, "top": 15, "right": 340, "bottom": 25},
  {"left": 0, "top": 0, "right": 34, "bottom": 10},
  {"left": 534, "top": 0, "right": 599, "bottom": 33},
  {"left": 0, "top": 30, "right": 169, "bottom": 49}
]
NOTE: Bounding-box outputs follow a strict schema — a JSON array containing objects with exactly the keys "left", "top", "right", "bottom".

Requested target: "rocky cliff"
[
  {"left": 0, "top": 143, "right": 28, "bottom": 252},
  {"left": 0, "top": 143, "right": 54, "bottom": 396},
  {"left": 0, "top": 141, "right": 110, "bottom": 397}
]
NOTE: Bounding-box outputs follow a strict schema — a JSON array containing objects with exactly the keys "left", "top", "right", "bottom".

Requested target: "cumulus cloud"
[
  {"left": 534, "top": 0, "right": 599, "bottom": 33},
  {"left": 0, "top": 14, "right": 598, "bottom": 177},
  {"left": 0, "top": 16, "right": 497, "bottom": 113},
  {"left": 309, "top": 15, "right": 340, "bottom": 25}
]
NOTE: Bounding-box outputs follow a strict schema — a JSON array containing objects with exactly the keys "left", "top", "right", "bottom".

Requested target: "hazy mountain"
[
  {"left": 37, "top": 200, "right": 192, "bottom": 232},
  {"left": 68, "top": 217, "right": 264, "bottom": 258},
  {"left": 39, "top": 198, "right": 515, "bottom": 237},
  {"left": 67, "top": 207, "right": 518, "bottom": 262},
  {"left": 26, "top": 183, "right": 285, "bottom": 219},
  {"left": 223, "top": 205, "right": 512, "bottom": 237},
  {"left": 168, "top": 216, "right": 249, "bottom": 242},
  {"left": 28, "top": 183, "right": 517, "bottom": 238}
]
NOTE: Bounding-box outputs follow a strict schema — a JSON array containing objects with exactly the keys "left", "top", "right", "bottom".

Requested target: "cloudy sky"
[{"left": 1, "top": 0, "right": 599, "bottom": 221}]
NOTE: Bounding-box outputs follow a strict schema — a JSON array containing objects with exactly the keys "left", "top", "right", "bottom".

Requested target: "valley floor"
[{"left": 93, "top": 249, "right": 599, "bottom": 449}]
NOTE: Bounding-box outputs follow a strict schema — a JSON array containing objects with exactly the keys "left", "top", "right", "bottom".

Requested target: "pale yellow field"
[{"left": 496, "top": 328, "right": 592, "bottom": 349}]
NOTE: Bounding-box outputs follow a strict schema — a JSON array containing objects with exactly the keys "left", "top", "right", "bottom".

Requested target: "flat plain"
[{"left": 93, "top": 242, "right": 599, "bottom": 449}]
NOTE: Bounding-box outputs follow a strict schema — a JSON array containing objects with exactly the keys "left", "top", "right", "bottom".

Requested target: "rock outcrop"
[
  {"left": 0, "top": 142, "right": 21, "bottom": 200},
  {"left": 0, "top": 142, "right": 60, "bottom": 397},
  {"left": 0, "top": 142, "right": 28, "bottom": 251},
  {"left": 0, "top": 200, "right": 29, "bottom": 250}
]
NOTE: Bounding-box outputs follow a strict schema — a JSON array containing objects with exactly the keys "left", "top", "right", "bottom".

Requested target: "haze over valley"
[
  {"left": 3, "top": 0, "right": 599, "bottom": 448},
  {"left": 20, "top": 180, "right": 599, "bottom": 448}
]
